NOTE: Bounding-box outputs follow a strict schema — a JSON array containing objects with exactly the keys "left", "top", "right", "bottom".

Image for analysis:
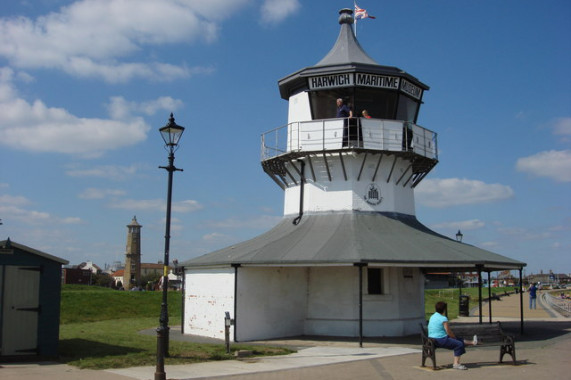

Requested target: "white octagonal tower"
[
  {"left": 263, "top": 9, "right": 436, "bottom": 221},
  {"left": 182, "top": 9, "right": 525, "bottom": 343}
]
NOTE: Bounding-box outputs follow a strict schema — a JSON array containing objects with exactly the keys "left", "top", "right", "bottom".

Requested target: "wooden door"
[{"left": 1, "top": 266, "right": 41, "bottom": 356}]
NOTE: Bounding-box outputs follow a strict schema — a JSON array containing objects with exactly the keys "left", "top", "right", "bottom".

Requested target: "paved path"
[
  {"left": 467, "top": 289, "right": 563, "bottom": 321},
  {"left": 2, "top": 290, "right": 568, "bottom": 380}
]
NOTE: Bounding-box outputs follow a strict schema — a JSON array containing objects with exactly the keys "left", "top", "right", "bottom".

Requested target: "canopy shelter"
[{"left": 184, "top": 212, "right": 527, "bottom": 340}]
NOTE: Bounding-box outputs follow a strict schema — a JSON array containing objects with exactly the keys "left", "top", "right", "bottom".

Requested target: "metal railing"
[
  {"left": 543, "top": 291, "right": 571, "bottom": 316},
  {"left": 261, "top": 118, "right": 438, "bottom": 161}
]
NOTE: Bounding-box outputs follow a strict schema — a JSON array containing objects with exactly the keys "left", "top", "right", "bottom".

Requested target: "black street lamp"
[
  {"left": 155, "top": 113, "right": 184, "bottom": 380},
  {"left": 455, "top": 230, "right": 463, "bottom": 242}
]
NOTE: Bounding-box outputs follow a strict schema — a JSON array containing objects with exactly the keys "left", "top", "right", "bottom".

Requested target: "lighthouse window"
[
  {"left": 367, "top": 268, "right": 384, "bottom": 295},
  {"left": 353, "top": 88, "right": 398, "bottom": 120},
  {"left": 396, "top": 95, "right": 419, "bottom": 123}
]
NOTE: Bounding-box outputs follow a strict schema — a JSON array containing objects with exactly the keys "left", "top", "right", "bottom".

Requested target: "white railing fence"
[{"left": 261, "top": 118, "right": 438, "bottom": 161}]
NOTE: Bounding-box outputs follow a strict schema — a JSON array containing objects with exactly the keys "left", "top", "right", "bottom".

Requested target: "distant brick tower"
[{"left": 124, "top": 216, "right": 142, "bottom": 290}]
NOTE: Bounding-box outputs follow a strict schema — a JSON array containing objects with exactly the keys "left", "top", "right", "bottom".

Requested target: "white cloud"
[
  {"left": 0, "top": 0, "right": 294, "bottom": 83},
  {"left": 0, "top": 194, "right": 82, "bottom": 225},
  {"left": 552, "top": 117, "right": 571, "bottom": 139},
  {"left": 516, "top": 150, "right": 571, "bottom": 182},
  {"left": 202, "top": 232, "right": 231, "bottom": 241},
  {"left": 78, "top": 188, "right": 126, "bottom": 200},
  {"left": 66, "top": 165, "right": 140, "bottom": 180},
  {"left": 416, "top": 178, "right": 514, "bottom": 208},
  {"left": 0, "top": 0, "right": 224, "bottom": 83},
  {"left": 0, "top": 82, "right": 149, "bottom": 157},
  {"left": 260, "top": 0, "right": 301, "bottom": 24},
  {"left": 0, "top": 194, "right": 30, "bottom": 207},
  {"left": 107, "top": 96, "right": 184, "bottom": 120},
  {"left": 205, "top": 214, "right": 282, "bottom": 229},
  {"left": 430, "top": 219, "right": 486, "bottom": 231},
  {"left": 0, "top": 70, "right": 189, "bottom": 156},
  {"left": 108, "top": 198, "right": 202, "bottom": 213},
  {"left": 497, "top": 226, "right": 552, "bottom": 241}
]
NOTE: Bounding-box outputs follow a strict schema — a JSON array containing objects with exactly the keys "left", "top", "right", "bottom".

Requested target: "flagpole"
[{"left": 353, "top": 1, "right": 357, "bottom": 37}]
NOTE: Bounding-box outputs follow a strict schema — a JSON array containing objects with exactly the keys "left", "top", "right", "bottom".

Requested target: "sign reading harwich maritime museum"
[{"left": 308, "top": 73, "right": 423, "bottom": 99}]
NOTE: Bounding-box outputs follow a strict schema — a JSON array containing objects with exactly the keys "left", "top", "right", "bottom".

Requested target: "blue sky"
[{"left": 0, "top": 1, "right": 569, "bottom": 276}]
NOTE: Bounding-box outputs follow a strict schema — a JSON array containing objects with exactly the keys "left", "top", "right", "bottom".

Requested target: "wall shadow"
[{"left": 58, "top": 338, "right": 145, "bottom": 362}]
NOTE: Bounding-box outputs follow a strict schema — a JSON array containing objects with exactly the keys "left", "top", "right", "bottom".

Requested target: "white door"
[{"left": 1, "top": 266, "right": 41, "bottom": 356}]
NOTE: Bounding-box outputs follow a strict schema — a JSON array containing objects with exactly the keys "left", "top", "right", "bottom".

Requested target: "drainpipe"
[{"left": 293, "top": 159, "right": 306, "bottom": 225}]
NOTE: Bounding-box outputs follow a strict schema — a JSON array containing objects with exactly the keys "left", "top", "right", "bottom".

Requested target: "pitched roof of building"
[
  {"left": 112, "top": 269, "right": 124, "bottom": 277},
  {"left": 182, "top": 212, "right": 526, "bottom": 271},
  {"left": 0, "top": 239, "right": 69, "bottom": 264}
]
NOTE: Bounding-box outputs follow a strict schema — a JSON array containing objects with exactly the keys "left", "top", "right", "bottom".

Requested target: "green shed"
[{"left": 0, "top": 239, "right": 68, "bottom": 359}]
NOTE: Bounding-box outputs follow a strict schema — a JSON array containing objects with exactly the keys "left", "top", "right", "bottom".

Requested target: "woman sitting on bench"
[{"left": 428, "top": 301, "right": 478, "bottom": 370}]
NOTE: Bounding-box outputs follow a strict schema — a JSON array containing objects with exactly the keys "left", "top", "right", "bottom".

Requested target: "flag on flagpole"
[{"left": 355, "top": 3, "right": 376, "bottom": 20}]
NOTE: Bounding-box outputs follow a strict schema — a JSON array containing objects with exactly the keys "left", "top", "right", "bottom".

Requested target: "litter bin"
[{"left": 459, "top": 295, "right": 470, "bottom": 316}]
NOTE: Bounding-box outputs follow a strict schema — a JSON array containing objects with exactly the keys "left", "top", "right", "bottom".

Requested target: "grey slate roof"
[
  {"left": 315, "top": 11, "right": 377, "bottom": 66},
  {"left": 182, "top": 212, "right": 525, "bottom": 271},
  {"left": 277, "top": 9, "right": 428, "bottom": 100}
]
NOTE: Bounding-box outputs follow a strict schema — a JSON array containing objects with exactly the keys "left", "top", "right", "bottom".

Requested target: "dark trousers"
[{"left": 433, "top": 336, "right": 466, "bottom": 357}]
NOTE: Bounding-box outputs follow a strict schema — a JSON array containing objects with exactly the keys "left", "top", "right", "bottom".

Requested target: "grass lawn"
[
  {"left": 59, "top": 285, "right": 292, "bottom": 369},
  {"left": 59, "top": 285, "right": 515, "bottom": 369},
  {"left": 424, "top": 286, "right": 516, "bottom": 320}
]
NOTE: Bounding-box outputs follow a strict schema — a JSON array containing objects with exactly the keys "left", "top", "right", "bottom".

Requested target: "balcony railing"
[{"left": 261, "top": 118, "right": 438, "bottom": 161}]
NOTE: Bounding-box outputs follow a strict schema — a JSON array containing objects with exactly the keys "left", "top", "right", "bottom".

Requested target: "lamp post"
[
  {"left": 155, "top": 113, "right": 184, "bottom": 380},
  {"left": 455, "top": 229, "right": 463, "bottom": 242}
]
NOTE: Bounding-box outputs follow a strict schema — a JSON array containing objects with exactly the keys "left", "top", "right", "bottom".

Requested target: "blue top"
[
  {"left": 529, "top": 285, "right": 537, "bottom": 298},
  {"left": 336, "top": 104, "right": 351, "bottom": 118},
  {"left": 428, "top": 312, "right": 448, "bottom": 338}
]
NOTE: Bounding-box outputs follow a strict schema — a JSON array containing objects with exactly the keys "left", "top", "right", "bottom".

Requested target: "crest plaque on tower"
[{"left": 364, "top": 183, "right": 383, "bottom": 205}]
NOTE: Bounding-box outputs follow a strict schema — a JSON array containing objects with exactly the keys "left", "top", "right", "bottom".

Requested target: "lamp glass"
[{"left": 159, "top": 114, "right": 185, "bottom": 147}]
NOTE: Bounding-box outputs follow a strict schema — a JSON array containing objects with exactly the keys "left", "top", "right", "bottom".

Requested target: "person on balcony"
[
  {"left": 361, "top": 109, "right": 371, "bottom": 119},
  {"left": 337, "top": 98, "right": 360, "bottom": 147},
  {"left": 336, "top": 98, "right": 352, "bottom": 118}
]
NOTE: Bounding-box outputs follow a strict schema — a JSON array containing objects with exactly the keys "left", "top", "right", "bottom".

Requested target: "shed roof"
[
  {"left": 182, "top": 212, "right": 525, "bottom": 271},
  {"left": 0, "top": 239, "right": 69, "bottom": 265}
]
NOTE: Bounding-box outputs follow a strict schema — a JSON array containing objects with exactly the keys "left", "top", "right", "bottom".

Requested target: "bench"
[{"left": 420, "top": 322, "right": 516, "bottom": 369}]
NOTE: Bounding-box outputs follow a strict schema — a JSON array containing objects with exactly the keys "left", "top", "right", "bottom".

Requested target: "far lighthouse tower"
[
  {"left": 124, "top": 216, "right": 142, "bottom": 290},
  {"left": 263, "top": 8, "right": 436, "bottom": 220}
]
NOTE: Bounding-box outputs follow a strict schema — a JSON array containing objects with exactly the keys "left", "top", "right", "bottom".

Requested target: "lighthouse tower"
[
  {"left": 182, "top": 9, "right": 525, "bottom": 343},
  {"left": 124, "top": 216, "right": 142, "bottom": 290},
  {"left": 263, "top": 8, "right": 436, "bottom": 221}
]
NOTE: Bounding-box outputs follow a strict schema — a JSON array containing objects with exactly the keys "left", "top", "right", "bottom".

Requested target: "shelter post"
[
  {"left": 477, "top": 265, "right": 483, "bottom": 324},
  {"left": 519, "top": 268, "right": 524, "bottom": 334},
  {"left": 355, "top": 263, "right": 365, "bottom": 347},
  {"left": 487, "top": 271, "right": 492, "bottom": 323},
  {"left": 232, "top": 264, "right": 240, "bottom": 342}
]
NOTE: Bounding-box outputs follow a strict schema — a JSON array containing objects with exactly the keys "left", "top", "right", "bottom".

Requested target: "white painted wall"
[
  {"left": 235, "top": 267, "right": 308, "bottom": 341},
  {"left": 361, "top": 267, "right": 425, "bottom": 336},
  {"left": 284, "top": 156, "right": 416, "bottom": 216},
  {"left": 184, "top": 267, "right": 235, "bottom": 339},
  {"left": 184, "top": 265, "right": 425, "bottom": 341},
  {"left": 288, "top": 91, "right": 312, "bottom": 123}
]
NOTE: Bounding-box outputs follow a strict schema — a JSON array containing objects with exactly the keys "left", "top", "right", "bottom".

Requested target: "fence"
[{"left": 261, "top": 118, "right": 438, "bottom": 161}]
